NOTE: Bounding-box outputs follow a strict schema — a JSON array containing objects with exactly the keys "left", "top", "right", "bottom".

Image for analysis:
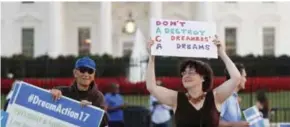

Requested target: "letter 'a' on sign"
[
  {"left": 150, "top": 18, "right": 218, "bottom": 59},
  {"left": 6, "top": 81, "right": 105, "bottom": 127},
  {"left": 156, "top": 43, "right": 162, "bottom": 50}
]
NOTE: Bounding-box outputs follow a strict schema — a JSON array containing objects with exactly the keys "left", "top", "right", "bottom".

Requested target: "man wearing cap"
[{"left": 50, "top": 56, "right": 109, "bottom": 127}]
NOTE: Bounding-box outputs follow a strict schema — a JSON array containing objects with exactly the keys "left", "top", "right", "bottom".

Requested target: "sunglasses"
[{"left": 77, "top": 67, "right": 94, "bottom": 74}]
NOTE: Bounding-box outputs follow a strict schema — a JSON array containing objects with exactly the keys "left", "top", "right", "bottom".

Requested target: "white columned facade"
[
  {"left": 99, "top": 2, "right": 113, "bottom": 55},
  {"left": 49, "top": 2, "right": 64, "bottom": 58}
]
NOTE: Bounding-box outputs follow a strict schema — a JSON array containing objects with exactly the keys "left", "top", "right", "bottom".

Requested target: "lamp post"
[{"left": 122, "top": 11, "right": 137, "bottom": 35}]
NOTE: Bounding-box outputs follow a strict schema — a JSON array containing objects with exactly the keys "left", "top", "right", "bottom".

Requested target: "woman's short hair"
[{"left": 179, "top": 59, "right": 214, "bottom": 92}]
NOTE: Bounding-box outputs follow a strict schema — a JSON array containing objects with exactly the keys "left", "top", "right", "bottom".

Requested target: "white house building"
[{"left": 1, "top": 1, "right": 290, "bottom": 58}]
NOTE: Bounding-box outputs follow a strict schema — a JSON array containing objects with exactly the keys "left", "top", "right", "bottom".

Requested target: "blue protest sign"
[
  {"left": 279, "top": 123, "right": 290, "bottom": 127},
  {"left": 249, "top": 119, "right": 264, "bottom": 127},
  {"left": 1, "top": 110, "right": 9, "bottom": 127},
  {"left": 7, "top": 81, "right": 105, "bottom": 127},
  {"left": 8, "top": 81, "right": 21, "bottom": 105},
  {"left": 243, "top": 106, "right": 265, "bottom": 127}
]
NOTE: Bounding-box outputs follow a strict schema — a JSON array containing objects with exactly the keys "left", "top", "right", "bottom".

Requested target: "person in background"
[
  {"left": 219, "top": 63, "right": 249, "bottom": 127},
  {"left": 149, "top": 80, "right": 172, "bottom": 127},
  {"left": 105, "top": 83, "right": 126, "bottom": 127},
  {"left": 256, "top": 90, "right": 270, "bottom": 126},
  {"left": 50, "top": 56, "right": 109, "bottom": 127}
]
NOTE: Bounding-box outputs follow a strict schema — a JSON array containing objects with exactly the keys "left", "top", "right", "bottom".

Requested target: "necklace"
[{"left": 186, "top": 92, "right": 206, "bottom": 104}]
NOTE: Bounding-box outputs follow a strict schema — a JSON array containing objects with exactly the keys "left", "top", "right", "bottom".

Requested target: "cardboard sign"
[
  {"left": 6, "top": 81, "right": 105, "bottom": 127},
  {"left": 150, "top": 19, "right": 217, "bottom": 58}
]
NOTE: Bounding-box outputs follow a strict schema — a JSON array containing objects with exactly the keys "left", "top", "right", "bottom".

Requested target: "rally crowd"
[{"left": 3, "top": 37, "right": 271, "bottom": 127}]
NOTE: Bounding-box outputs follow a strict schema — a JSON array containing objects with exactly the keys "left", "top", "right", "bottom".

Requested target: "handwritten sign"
[
  {"left": 6, "top": 81, "right": 105, "bottom": 127},
  {"left": 243, "top": 106, "right": 265, "bottom": 127},
  {"left": 150, "top": 19, "right": 217, "bottom": 58},
  {"left": 1, "top": 110, "right": 9, "bottom": 127}
]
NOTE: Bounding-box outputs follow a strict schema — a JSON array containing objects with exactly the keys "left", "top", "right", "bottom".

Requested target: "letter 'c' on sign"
[{"left": 155, "top": 36, "right": 161, "bottom": 42}]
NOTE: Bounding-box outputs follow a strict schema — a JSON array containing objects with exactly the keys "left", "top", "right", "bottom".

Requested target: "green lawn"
[{"left": 2, "top": 91, "right": 290, "bottom": 122}]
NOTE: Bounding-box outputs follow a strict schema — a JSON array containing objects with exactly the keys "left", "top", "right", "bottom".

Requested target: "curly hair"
[{"left": 179, "top": 59, "right": 214, "bottom": 92}]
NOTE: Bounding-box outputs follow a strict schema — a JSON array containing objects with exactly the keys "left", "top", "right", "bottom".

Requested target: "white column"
[
  {"left": 276, "top": 3, "right": 290, "bottom": 56},
  {"left": 196, "top": 2, "right": 204, "bottom": 21},
  {"left": 99, "top": 2, "right": 113, "bottom": 55},
  {"left": 49, "top": 2, "right": 64, "bottom": 58},
  {"left": 276, "top": 21, "right": 290, "bottom": 56},
  {"left": 197, "top": 2, "right": 214, "bottom": 21},
  {"left": 205, "top": 2, "right": 214, "bottom": 22},
  {"left": 150, "top": 2, "right": 162, "bottom": 19},
  {"left": 149, "top": 2, "right": 162, "bottom": 37}
]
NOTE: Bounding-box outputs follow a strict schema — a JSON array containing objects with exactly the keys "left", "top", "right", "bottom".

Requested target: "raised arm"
[
  {"left": 213, "top": 36, "right": 241, "bottom": 104},
  {"left": 146, "top": 40, "right": 178, "bottom": 108}
]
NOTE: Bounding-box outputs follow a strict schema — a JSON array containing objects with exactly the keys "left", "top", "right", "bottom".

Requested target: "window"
[
  {"left": 263, "top": 27, "right": 275, "bottom": 56},
  {"left": 225, "top": 28, "right": 237, "bottom": 56},
  {"left": 22, "top": 28, "right": 34, "bottom": 57},
  {"left": 123, "top": 42, "right": 133, "bottom": 56},
  {"left": 78, "top": 27, "right": 91, "bottom": 56}
]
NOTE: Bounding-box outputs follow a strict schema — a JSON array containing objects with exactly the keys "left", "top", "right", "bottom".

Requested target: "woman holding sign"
[{"left": 146, "top": 35, "right": 242, "bottom": 127}]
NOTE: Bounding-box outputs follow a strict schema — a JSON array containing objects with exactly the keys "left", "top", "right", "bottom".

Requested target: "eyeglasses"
[
  {"left": 77, "top": 67, "right": 94, "bottom": 74},
  {"left": 181, "top": 70, "right": 197, "bottom": 76}
]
